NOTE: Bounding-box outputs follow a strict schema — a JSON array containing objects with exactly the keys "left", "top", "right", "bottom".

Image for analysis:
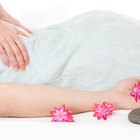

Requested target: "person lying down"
[{"left": 0, "top": 10, "right": 140, "bottom": 117}]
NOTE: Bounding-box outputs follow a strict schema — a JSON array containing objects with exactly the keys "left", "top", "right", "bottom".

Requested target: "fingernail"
[
  {"left": 19, "top": 64, "right": 26, "bottom": 71},
  {"left": 30, "top": 31, "right": 33, "bottom": 34},
  {"left": 26, "top": 60, "right": 30, "bottom": 65},
  {"left": 20, "top": 64, "right": 25, "bottom": 69},
  {"left": 14, "top": 66, "right": 19, "bottom": 71},
  {"left": 14, "top": 69, "right": 19, "bottom": 72},
  {"left": 26, "top": 34, "right": 31, "bottom": 38},
  {"left": 6, "top": 63, "right": 10, "bottom": 67}
]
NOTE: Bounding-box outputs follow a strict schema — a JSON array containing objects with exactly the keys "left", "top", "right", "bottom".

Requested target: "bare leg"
[{"left": 0, "top": 83, "right": 113, "bottom": 118}]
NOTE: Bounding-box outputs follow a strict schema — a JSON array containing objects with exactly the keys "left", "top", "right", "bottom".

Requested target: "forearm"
[{"left": 0, "top": 83, "right": 114, "bottom": 117}]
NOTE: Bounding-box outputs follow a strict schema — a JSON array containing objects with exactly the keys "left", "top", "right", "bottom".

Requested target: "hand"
[
  {"left": 0, "top": 20, "right": 30, "bottom": 71},
  {"left": 111, "top": 76, "right": 140, "bottom": 110},
  {"left": 0, "top": 4, "right": 32, "bottom": 34},
  {"left": 1, "top": 14, "right": 32, "bottom": 35}
]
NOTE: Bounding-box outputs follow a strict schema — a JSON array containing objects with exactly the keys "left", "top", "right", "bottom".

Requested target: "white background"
[
  {"left": 1, "top": 0, "right": 140, "bottom": 28},
  {"left": 0, "top": 1, "right": 140, "bottom": 140}
]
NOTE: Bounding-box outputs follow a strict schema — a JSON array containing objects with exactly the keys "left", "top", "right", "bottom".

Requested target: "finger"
[
  {"left": 0, "top": 43, "right": 10, "bottom": 67},
  {"left": 7, "top": 38, "right": 26, "bottom": 70},
  {"left": 0, "top": 39, "right": 19, "bottom": 71},
  {"left": 3, "top": 15, "right": 22, "bottom": 28},
  {"left": 19, "top": 24, "right": 33, "bottom": 34},
  {"left": 14, "top": 37, "right": 30, "bottom": 65},
  {"left": 3, "top": 16, "right": 32, "bottom": 34},
  {"left": 17, "top": 29, "right": 30, "bottom": 38}
]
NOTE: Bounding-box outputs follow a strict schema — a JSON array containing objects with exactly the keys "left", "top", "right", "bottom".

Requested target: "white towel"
[{"left": 1, "top": 10, "right": 140, "bottom": 91}]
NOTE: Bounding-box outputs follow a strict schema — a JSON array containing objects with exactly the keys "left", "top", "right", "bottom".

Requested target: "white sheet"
[{"left": 0, "top": 110, "right": 138, "bottom": 140}]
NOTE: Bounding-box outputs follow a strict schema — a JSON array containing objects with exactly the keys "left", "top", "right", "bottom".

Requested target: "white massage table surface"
[{"left": 0, "top": 110, "right": 139, "bottom": 140}]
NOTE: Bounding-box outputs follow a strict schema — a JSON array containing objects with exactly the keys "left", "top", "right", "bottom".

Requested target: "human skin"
[
  {"left": 0, "top": 76, "right": 139, "bottom": 118},
  {"left": 0, "top": 4, "right": 32, "bottom": 34},
  {"left": 0, "top": 4, "right": 32, "bottom": 71}
]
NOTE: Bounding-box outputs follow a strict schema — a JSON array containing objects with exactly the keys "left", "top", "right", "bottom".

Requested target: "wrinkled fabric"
[{"left": 1, "top": 10, "right": 140, "bottom": 91}]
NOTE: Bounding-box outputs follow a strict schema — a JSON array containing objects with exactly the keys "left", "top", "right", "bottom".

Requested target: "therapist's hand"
[
  {"left": 0, "top": 20, "right": 30, "bottom": 71},
  {"left": 0, "top": 4, "right": 32, "bottom": 34},
  {"left": 1, "top": 13, "right": 32, "bottom": 35}
]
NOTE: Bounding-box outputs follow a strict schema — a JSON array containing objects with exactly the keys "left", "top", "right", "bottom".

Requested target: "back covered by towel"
[{"left": 0, "top": 11, "right": 140, "bottom": 91}]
